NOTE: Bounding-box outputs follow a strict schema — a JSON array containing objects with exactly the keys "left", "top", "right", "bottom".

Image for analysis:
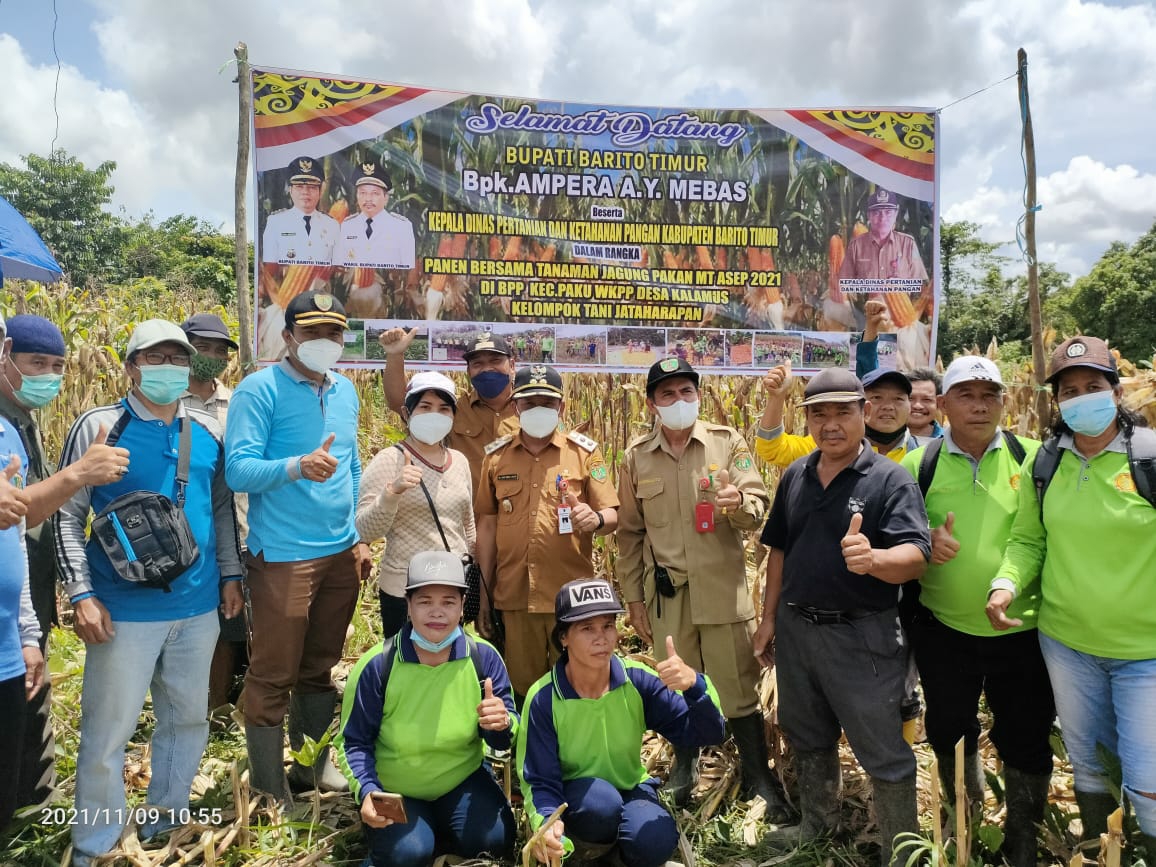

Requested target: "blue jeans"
[
  {"left": 364, "top": 766, "right": 514, "bottom": 867},
  {"left": 71, "top": 611, "right": 219, "bottom": 862},
  {"left": 1039, "top": 632, "right": 1156, "bottom": 835},
  {"left": 563, "top": 777, "right": 679, "bottom": 867}
]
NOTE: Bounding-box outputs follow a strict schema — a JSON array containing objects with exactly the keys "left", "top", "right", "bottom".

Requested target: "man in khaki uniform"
[
  {"left": 475, "top": 364, "right": 619, "bottom": 697},
  {"left": 838, "top": 188, "right": 928, "bottom": 288},
  {"left": 616, "top": 357, "right": 794, "bottom": 823},
  {"left": 380, "top": 330, "right": 519, "bottom": 492}
]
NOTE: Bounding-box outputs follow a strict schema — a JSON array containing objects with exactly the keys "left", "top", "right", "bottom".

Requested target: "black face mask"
[{"left": 865, "top": 423, "right": 907, "bottom": 449}]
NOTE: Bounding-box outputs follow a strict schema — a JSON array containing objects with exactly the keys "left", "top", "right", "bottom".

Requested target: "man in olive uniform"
[
  {"left": 261, "top": 156, "right": 339, "bottom": 265},
  {"left": 475, "top": 364, "right": 619, "bottom": 697},
  {"left": 616, "top": 357, "right": 794, "bottom": 823},
  {"left": 333, "top": 164, "right": 415, "bottom": 269},
  {"left": 380, "top": 329, "right": 520, "bottom": 492}
]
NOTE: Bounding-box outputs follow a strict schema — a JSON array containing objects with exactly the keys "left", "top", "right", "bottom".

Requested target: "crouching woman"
[
  {"left": 519, "top": 579, "right": 726, "bottom": 866},
  {"left": 337, "top": 551, "right": 516, "bottom": 867}
]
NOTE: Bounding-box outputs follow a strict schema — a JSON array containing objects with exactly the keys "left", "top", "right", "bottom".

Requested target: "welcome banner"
[{"left": 251, "top": 67, "right": 939, "bottom": 374}]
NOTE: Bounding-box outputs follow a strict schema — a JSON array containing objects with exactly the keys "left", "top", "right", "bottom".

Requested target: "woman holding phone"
[{"left": 337, "top": 551, "right": 516, "bottom": 867}]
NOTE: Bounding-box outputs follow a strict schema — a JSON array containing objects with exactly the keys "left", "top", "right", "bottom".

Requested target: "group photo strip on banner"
[{"left": 251, "top": 67, "right": 940, "bottom": 376}]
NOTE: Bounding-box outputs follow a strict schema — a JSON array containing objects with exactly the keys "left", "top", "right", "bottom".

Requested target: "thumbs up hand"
[
  {"left": 0, "top": 453, "right": 30, "bottom": 529},
  {"left": 390, "top": 448, "right": 424, "bottom": 495},
  {"left": 72, "top": 423, "right": 132, "bottom": 486},
  {"left": 565, "top": 489, "right": 599, "bottom": 533},
  {"left": 656, "top": 635, "right": 697, "bottom": 692},
  {"left": 930, "top": 511, "right": 961, "bottom": 565},
  {"left": 841, "top": 511, "right": 874, "bottom": 575},
  {"left": 476, "top": 676, "right": 512, "bottom": 731},
  {"left": 714, "top": 468, "right": 741, "bottom": 516},
  {"left": 300, "top": 433, "right": 339, "bottom": 482},
  {"left": 379, "top": 326, "right": 418, "bottom": 356}
]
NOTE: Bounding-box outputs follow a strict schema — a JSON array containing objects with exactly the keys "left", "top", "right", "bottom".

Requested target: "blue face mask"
[
  {"left": 471, "top": 370, "right": 509, "bottom": 399},
  {"left": 1059, "top": 390, "right": 1118, "bottom": 437},
  {"left": 138, "top": 364, "right": 190, "bottom": 405},
  {"left": 410, "top": 624, "right": 462, "bottom": 653},
  {"left": 13, "top": 372, "right": 63, "bottom": 409}
]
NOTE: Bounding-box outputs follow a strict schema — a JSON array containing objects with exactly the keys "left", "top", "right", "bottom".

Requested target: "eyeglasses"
[{"left": 137, "top": 351, "right": 191, "bottom": 367}]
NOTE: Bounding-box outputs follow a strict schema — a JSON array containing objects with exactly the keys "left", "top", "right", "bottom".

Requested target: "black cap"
[
  {"left": 354, "top": 162, "right": 392, "bottom": 190},
  {"left": 463, "top": 331, "right": 512, "bottom": 360},
  {"left": 800, "top": 368, "right": 865, "bottom": 406},
  {"left": 555, "top": 579, "right": 625, "bottom": 623},
  {"left": 512, "top": 364, "right": 564, "bottom": 399},
  {"left": 288, "top": 156, "right": 324, "bottom": 185},
  {"left": 646, "top": 357, "right": 700, "bottom": 397},
  {"left": 866, "top": 188, "right": 899, "bottom": 211},
  {"left": 181, "top": 313, "right": 239, "bottom": 349},
  {"left": 285, "top": 290, "right": 348, "bottom": 329},
  {"left": 861, "top": 368, "right": 911, "bottom": 394}
]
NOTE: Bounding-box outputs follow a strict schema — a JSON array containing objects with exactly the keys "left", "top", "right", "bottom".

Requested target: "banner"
[{"left": 251, "top": 67, "right": 939, "bottom": 375}]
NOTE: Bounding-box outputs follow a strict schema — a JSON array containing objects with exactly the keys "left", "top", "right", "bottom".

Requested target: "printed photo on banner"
[{"left": 250, "top": 68, "right": 939, "bottom": 373}]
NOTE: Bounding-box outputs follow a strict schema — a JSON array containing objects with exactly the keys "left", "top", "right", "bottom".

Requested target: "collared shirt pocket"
[
  {"left": 494, "top": 476, "right": 524, "bottom": 525},
  {"left": 636, "top": 477, "right": 669, "bottom": 527}
]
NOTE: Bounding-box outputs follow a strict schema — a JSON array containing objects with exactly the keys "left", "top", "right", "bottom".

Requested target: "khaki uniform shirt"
[
  {"left": 616, "top": 421, "right": 768, "bottom": 624},
  {"left": 451, "top": 391, "right": 520, "bottom": 492},
  {"left": 839, "top": 230, "right": 929, "bottom": 283},
  {"left": 475, "top": 430, "right": 619, "bottom": 613}
]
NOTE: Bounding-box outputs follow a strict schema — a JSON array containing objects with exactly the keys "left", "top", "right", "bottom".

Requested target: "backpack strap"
[
  {"left": 1031, "top": 437, "right": 1064, "bottom": 520},
  {"left": 378, "top": 633, "right": 399, "bottom": 694},
  {"left": 1001, "top": 430, "right": 1028, "bottom": 465},
  {"left": 1125, "top": 427, "right": 1156, "bottom": 509},
  {"left": 917, "top": 439, "right": 944, "bottom": 498}
]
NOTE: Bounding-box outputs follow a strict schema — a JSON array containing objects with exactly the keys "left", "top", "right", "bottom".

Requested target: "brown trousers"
[{"left": 241, "top": 547, "right": 359, "bottom": 727}]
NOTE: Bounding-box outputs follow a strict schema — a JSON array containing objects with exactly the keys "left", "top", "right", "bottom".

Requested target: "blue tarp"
[{"left": 0, "top": 194, "right": 63, "bottom": 284}]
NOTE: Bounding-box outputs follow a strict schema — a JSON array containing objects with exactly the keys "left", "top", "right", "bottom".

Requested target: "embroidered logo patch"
[
  {"left": 734, "top": 455, "right": 752, "bottom": 470},
  {"left": 1115, "top": 471, "right": 1137, "bottom": 493},
  {"left": 1009, "top": 473, "right": 1020, "bottom": 491},
  {"left": 590, "top": 466, "right": 607, "bottom": 481}
]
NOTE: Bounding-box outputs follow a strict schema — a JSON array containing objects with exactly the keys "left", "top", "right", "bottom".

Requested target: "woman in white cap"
[
  {"left": 987, "top": 336, "right": 1156, "bottom": 861},
  {"left": 356, "top": 372, "right": 475, "bottom": 636},
  {"left": 337, "top": 551, "right": 516, "bottom": 866},
  {"left": 518, "top": 578, "right": 726, "bottom": 866}
]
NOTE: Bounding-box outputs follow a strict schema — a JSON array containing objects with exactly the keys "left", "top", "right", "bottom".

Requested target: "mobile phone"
[{"left": 369, "top": 791, "right": 408, "bottom": 824}]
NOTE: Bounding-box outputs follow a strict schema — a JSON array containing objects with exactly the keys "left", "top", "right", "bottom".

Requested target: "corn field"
[{"left": 3, "top": 282, "right": 1156, "bottom": 866}]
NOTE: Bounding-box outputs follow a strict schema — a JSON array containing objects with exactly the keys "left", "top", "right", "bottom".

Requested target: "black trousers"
[
  {"left": 909, "top": 613, "right": 1055, "bottom": 775},
  {"left": 379, "top": 590, "right": 409, "bottom": 639},
  {"left": 0, "top": 674, "right": 28, "bottom": 829}
]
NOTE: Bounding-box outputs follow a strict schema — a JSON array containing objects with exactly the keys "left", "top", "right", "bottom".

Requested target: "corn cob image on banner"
[{"left": 250, "top": 66, "right": 940, "bottom": 374}]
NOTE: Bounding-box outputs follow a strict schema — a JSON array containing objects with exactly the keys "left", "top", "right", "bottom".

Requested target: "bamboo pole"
[
  {"left": 1018, "top": 47, "right": 1049, "bottom": 434},
  {"left": 954, "top": 737, "right": 969, "bottom": 866},
  {"left": 233, "top": 42, "right": 254, "bottom": 375}
]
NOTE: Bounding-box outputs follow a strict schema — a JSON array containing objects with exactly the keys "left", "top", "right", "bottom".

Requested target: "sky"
[{"left": 2, "top": 0, "right": 1155, "bottom": 281}]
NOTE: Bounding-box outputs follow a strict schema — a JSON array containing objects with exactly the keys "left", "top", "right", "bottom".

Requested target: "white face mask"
[
  {"left": 656, "top": 398, "right": 700, "bottom": 431},
  {"left": 408, "top": 412, "right": 454, "bottom": 445},
  {"left": 519, "top": 406, "right": 560, "bottom": 439},
  {"left": 293, "top": 337, "right": 343, "bottom": 373}
]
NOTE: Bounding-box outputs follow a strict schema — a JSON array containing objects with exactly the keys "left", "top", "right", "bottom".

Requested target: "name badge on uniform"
[
  {"left": 557, "top": 505, "right": 573, "bottom": 535},
  {"left": 694, "top": 501, "right": 715, "bottom": 533}
]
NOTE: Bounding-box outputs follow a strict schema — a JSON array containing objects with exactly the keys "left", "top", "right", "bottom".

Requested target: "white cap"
[
  {"left": 126, "top": 319, "right": 197, "bottom": 359},
  {"left": 404, "top": 371, "right": 457, "bottom": 412},
  {"left": 942, "top": 356, "right": 1003, "bottom": 393}
]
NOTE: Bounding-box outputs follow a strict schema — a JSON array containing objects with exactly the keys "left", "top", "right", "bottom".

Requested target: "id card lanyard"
[
  {"left": 695, "top": 468, "right": 715, "bottom": 533},
  {"left": 556, "top": 474, "right": 573, "bottom": 534}
]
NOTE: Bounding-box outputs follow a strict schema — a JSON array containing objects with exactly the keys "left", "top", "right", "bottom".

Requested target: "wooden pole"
[
  {"left": 1018, "top": 48, "right": 1049, "bottom": 434},
  {"left": 233, "top": 42, "right": 254, "bottom": 375}
]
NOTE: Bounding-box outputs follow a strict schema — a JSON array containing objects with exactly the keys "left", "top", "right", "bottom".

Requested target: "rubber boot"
[
  {"left": 286, "top": 691, "right": 349, "bottom": 793},
  {"left": 1001, "top": 767, "right": 1050, "bottom": 867},
  {"left": 763, "top": 748, "right": 841, "bottom": 850},
  {"left": 245, "top": 723, "right": 292, "bottom": 804},
  {"left": 730, "top": 713, "right": 798, "bottom": 825},
  {"left": 1074, "top": 789, "right": 1118, "bottom": 841},
  {"left": 935, "top": 750, "right": 984, "bottom": 826},
  {"left": 871, "top": 774, "right": 918, "bottom": 867},
  {"left": 666, "top": 744, "right": 698, "bottom": 808}
]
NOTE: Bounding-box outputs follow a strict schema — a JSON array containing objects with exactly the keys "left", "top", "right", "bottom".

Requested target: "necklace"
[{"left": 403, "top": 439, "right": 449, "bottom": 472}]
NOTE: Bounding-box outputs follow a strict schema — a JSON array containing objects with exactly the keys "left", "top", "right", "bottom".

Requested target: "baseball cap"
[
  {"left": 1047, "top": 336, "right": 1116, "bottom": 384},
  {"left": 800, "top": 368, "right": 865, "bottom": 407},
  {"left": 126, "top": 319, "right": 197, "bottom": 359},
  {"left": 463, "top": 331, "right": 512, "bottom": 360},
  {"left": 942, "top": 356, "right": 1003, "bottom": 393},
  {"left": 285, "top": 291, "right": 348, "bottom": 329},
  {"left": 861, "top": 368, "right": 912, "bottom": 395},
  {"left": 287, "top": 156, "right": 324, "bottom": 185},
  {"left": 405, "top": 551, "right": 468, "bottom": 592},
  {"left": 405, "top": 371, "right": 457, "bottom": 413},
  {"left": 353, "top": 162, "right": 392, "bottom": 190},
  {"left": 512, "top": 364, "right": 564, "bottom": 400},
  {"left": 866, "top": 188, "right": 899, "bottom": 211},
  {"left": 181, "top": 313, "right": 239, "bottom": 349},
  {"left": 555, "top": 579, "right": 625, "bottom": 624},
  {"left": 645, "top": 357, "right": 700, "bottom": 396}
]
